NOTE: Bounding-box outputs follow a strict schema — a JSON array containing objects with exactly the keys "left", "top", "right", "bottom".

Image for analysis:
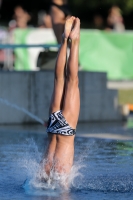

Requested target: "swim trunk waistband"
[{"left": 46, "top": 110, "right": 76, "bottom": 136}]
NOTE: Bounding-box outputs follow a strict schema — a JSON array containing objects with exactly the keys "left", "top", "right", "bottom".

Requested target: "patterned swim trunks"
[{"left": 46, "top": 110, "right": 76, "bottom": 136}]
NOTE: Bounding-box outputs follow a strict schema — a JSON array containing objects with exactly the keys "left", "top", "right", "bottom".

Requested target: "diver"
[{"left": 44, "top": 16, "right": 80, "bottom": 184}]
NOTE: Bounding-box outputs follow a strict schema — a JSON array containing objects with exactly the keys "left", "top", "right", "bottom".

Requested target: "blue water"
[{"left": 0, "top": 124, "right": 133, "bottom": 200}]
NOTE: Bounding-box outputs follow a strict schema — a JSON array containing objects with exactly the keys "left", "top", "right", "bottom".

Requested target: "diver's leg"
[
  {"left": 49, "top": 16, "right": 75, "bottom": 114},
  {"left": 53, "top": 18, "right": 80, "bottom": 174},
  {"left": 62, "top": 18, "right": 80, "bottom": 128}
]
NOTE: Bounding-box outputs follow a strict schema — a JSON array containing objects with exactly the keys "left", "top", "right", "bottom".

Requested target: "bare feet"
[
  {"left": 63, "top": 16, "right": 75, "bottom": 39},
  {"left": 69, "top": 17, "right": 80, "bottom": 41}
]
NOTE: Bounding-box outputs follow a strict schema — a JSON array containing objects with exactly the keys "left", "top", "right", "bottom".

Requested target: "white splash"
[
  {"left": 22, "top": 159, "right": 84, "bottom": 194},
  {"left": 19, "top": 139, "right": 84, "bottom": 195}
]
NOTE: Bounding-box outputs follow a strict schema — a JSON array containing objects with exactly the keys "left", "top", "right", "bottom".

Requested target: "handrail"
[{"left": 0, "top": 44, "right": 60, "bottom": 49}]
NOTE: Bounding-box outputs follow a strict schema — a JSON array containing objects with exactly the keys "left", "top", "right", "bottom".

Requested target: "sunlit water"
[{"left": 0, "top": 123, "right": 133, "bottom": 200}]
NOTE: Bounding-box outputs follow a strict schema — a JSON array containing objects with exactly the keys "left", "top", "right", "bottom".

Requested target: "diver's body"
[{"left": 44, "top": 16, "right": 80, "bottom": 176}]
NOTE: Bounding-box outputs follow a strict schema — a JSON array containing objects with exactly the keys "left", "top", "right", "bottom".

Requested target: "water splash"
[
  {"left": 18, "top": 138, "right": 84, "bottom": 195},
  {"left": 2, "top": 134, "right": 133, "bottom": 198},
  {"left": 22, "top": 159, "right": 83, "bottom": 193},
  {"left": 22, "top": 162, "right": 84, "bottom": 195},
  {"left": 0, "top": 97, "right": 44, "bottom": 125}
]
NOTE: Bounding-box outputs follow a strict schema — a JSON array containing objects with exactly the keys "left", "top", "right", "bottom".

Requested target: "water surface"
[{"left": 0, "top": 121, "right": 133, "bottom": 200}]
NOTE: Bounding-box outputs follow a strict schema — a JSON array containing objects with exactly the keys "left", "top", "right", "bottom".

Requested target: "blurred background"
[
  {"left": 1, "top": 3, "right": 133, "bottom": 199},
  {"left": 0, "top": 0, "right": 133, "bottom": 123},
  {"left": 0, "top": 0, "right": 133, "bottom": 28}
]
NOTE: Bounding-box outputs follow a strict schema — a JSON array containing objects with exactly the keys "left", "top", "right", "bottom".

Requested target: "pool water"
[{"left": 0, "top": 123, "right": 133, "bottom": 200}]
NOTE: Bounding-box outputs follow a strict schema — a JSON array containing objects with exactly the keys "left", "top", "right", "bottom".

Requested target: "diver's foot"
[
  {"left": 63, "top": 16, "right": 75, "bottom": 39},
  {"left": 69, "top": 17, "right": 80, "bottom": 41}
]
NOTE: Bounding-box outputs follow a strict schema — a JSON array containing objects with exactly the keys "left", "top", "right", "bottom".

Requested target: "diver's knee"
[{"left": 67, "top": 75, "right": 79, "bottom": 85}]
